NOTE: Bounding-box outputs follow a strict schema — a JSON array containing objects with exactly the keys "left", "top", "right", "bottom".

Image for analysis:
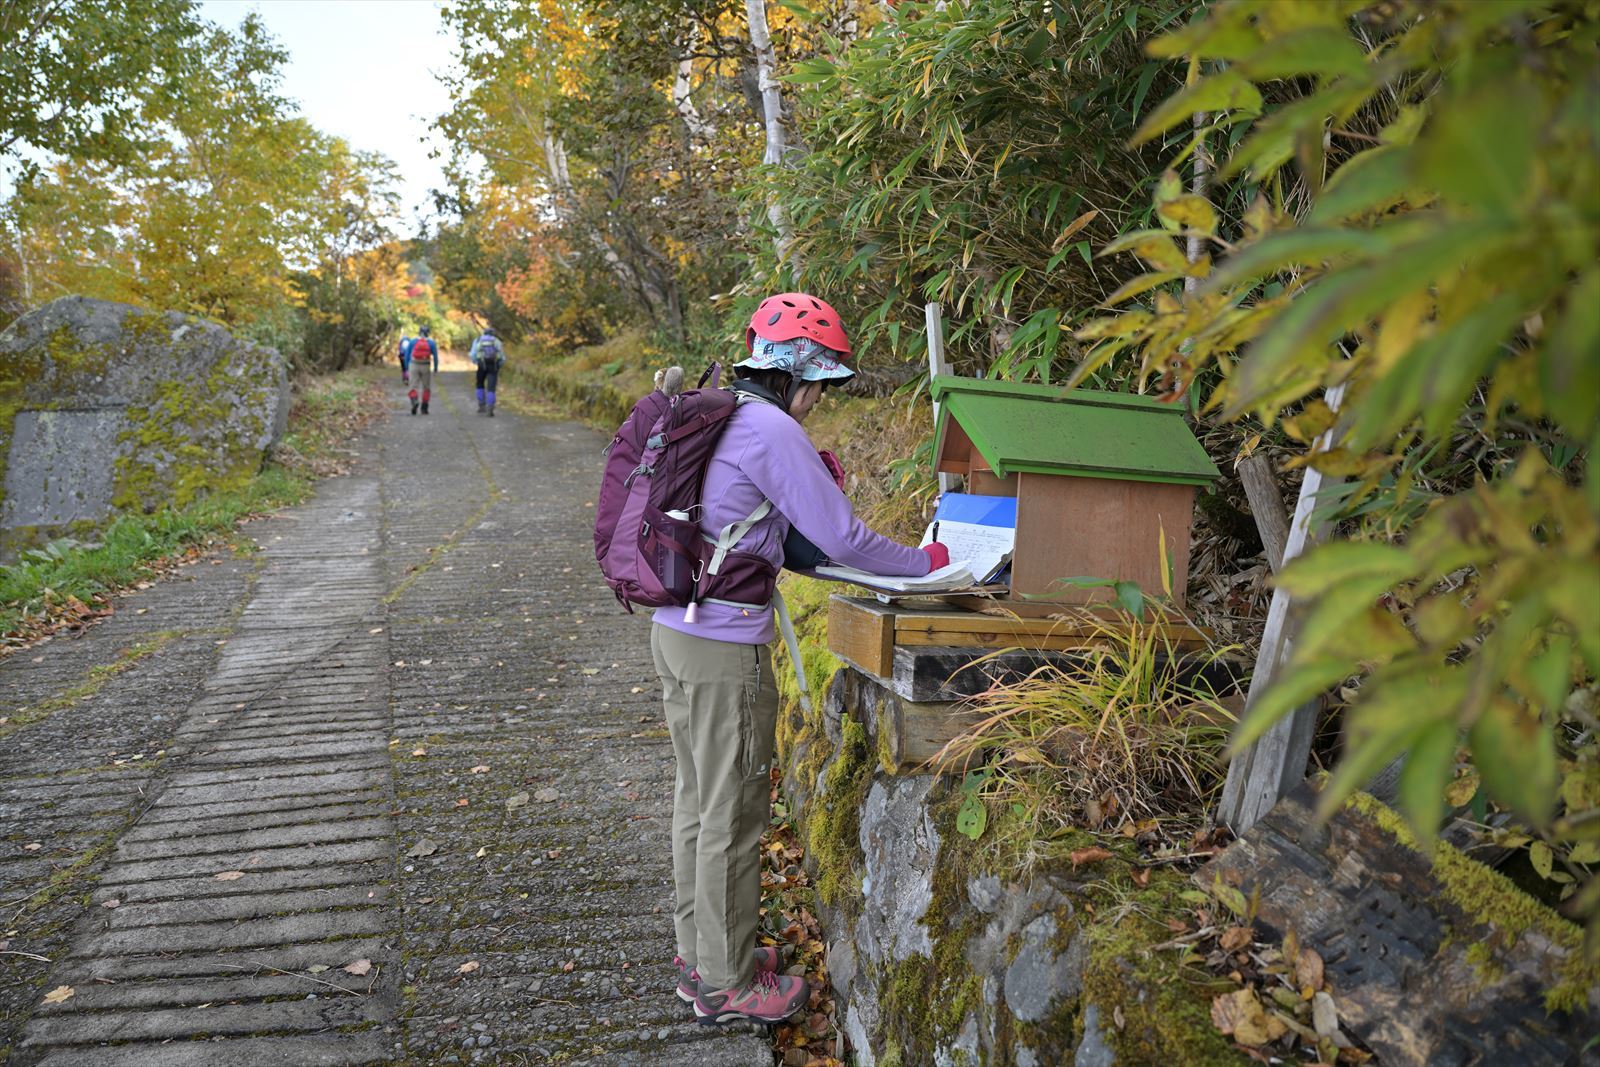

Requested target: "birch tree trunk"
[
  {"left": 538, "top": 116, "right": 673, "bottom": 326},
  {"left": 745, "top": 0, "right": 800, "bottom": 273},
  {"left": 673, "top": 23, "right": 715, "bottom": 143}
]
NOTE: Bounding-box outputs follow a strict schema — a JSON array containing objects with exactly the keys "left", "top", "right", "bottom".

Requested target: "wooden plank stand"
[{"left": 826, "top": 595, "right": 1235, "bottom": 773}]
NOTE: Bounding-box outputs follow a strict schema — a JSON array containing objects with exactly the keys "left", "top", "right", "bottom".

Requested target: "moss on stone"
[
  {"left": 807, "top": 712, "right": 873, "bottom": 907},
  {"left": 773, "top": 574, "right": 843, "bottom": 729},
  {"left": 1079, "top": 911, "right": 1249, "bottom": 1066},
  {"left": 1344, "top": 790, "right": 1595, "bottom": 1013}
]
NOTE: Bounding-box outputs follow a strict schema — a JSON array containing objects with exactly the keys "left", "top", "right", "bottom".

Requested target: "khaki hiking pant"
[
  {"left": 650, "top": 624, "right": 778, "bottom": 991},
  {"left": 408, "top": 364, "right": 432, "bottom": 399}
]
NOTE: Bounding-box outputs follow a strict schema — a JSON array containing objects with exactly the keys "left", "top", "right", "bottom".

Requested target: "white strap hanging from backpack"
[{"left": 680, "top": 390, "right": 813, "bottom": 713}]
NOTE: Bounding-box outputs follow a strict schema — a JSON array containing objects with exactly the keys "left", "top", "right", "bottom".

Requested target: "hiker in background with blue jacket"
[
  {"left": 647, "top": 293, "right": 950, "bottom": 1027},
  {"left": 408, "top": 326, "right": 438, "bottom": 416},
  {"left": 398, "top": 333, "right": 414, "bottom": 387},
  {"left": 470, "top": 327, "right": 503, "bottom": 417}
]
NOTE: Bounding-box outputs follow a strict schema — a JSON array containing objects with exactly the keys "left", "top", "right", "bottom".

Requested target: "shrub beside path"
[{"left": 0, "top": 371, "right": 770, "bottom": 1065}]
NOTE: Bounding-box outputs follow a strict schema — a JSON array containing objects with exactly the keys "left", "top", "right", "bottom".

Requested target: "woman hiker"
[{"left": 651, "top": 292, "right": 950, "bottom": 1026}]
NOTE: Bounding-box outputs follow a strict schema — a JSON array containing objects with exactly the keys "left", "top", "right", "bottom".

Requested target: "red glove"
[
  {"left": 921, "top": 542, "right": 950, "bottom": 571},
  {"left": 818, "top": 449, "right": 846, "bottom": 490}
]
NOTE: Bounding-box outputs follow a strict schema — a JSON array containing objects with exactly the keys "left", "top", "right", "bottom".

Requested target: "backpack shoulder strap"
[{"left": 704, "top": 499, "right": 772, "bottom": 577}]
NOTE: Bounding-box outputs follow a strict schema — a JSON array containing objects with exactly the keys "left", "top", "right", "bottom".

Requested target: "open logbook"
[{"left": 810, "top": 493, "right": 1017, "bottom": 595}]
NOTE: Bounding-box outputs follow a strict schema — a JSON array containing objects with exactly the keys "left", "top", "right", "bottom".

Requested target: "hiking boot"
[
  {"left": 421, "top": 402, "right": 430, "bottom": 414},
  {"left": 674, "top": 947, "right": 784, "bottom": 1004},
  {"left": 693, "top": 970, "right": 808, "bottom": 1026},
  {"left": 477, "top": 400, "right": 486, "bottom": 413},
  {"left": 487, "top": 404, "right": 495, "bottom": 417},
  {"left": 410, "top": 399, "right": 419, "bottom": 416}
]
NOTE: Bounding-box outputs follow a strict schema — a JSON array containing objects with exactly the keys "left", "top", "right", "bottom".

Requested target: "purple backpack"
[{"left": 595, "top": 367, "right": 781, "bottom": 613}]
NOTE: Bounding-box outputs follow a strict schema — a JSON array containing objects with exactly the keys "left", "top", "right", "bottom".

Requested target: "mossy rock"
[{"left": 0, "top": 296, "right": 289, "bottom": 548}]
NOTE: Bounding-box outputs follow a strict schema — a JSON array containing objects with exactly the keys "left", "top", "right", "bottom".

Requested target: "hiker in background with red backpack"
[
  {"left": 408, "top": 326, "right": 438, "bottom": 415},
  {"left": 594, "top": 293, "right": 949, "bottom": 1028}
]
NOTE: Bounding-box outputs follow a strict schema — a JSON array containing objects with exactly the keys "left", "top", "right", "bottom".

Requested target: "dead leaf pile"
[
  {"left": 1177, "top": 889, "right": 1374, "bottom": 1065},
  {"left": 760, "top": 769, "right": 845, "bottom": 1067}
]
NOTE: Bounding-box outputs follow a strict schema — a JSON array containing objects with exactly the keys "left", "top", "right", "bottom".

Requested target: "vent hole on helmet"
[
  {"left": 781, "top": 299, "right": 796, "bottom": 307},
  {"left": 810, "top": 299, "right": 823, "bottom": 309},
  {"left": 767, "top": 312, "right": 782, "bottom": 325},
  {"left": 816, "top": 318, "right": 830, "bottom": 327},
  {"left": 795, "top": 309, "right": 808, "bottom": 319}
]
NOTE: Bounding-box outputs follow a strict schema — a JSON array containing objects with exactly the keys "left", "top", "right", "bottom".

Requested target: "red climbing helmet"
[{"left": 746, "top": 292, "right": 853, "bottom": 355}]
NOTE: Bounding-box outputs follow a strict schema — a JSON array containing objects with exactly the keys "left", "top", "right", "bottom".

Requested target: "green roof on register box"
[{"left": 930, "top": 376, "right": 1221, "bottom": 486}]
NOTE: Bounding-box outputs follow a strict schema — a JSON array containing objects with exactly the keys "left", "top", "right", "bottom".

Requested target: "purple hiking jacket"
[{"left": 653, "top": 400, "right": 930, "bottom": 645}]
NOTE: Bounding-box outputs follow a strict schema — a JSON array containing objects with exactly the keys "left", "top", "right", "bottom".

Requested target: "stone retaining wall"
[{"left": 779, "top": 655, "right": 1239, "bottom": 1067}]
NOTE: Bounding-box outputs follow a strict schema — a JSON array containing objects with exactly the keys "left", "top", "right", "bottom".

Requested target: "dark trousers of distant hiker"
[{"left": 475, "top": 362, "right": 499, "bottom": 414}]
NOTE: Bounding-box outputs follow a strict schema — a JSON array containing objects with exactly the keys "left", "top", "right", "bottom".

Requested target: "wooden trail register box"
[
  {"left": 818, "top": 379, "right": 1224, "bottom": 773},
  {"left": 930, "top": 376, "right": 1220, "bottom": 608}
]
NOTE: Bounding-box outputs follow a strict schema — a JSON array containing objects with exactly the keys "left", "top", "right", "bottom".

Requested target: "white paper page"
[
  {"left": 813, "top": 559, "right": 976, "bottom": 592},
  {"left": 920, "top": 520, "right": 1014, "bottom": 582}
]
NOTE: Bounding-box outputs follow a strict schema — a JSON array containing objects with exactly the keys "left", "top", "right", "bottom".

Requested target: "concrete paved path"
[{"left": 0, "top": 372, "right": 770, "bottom": 1066}]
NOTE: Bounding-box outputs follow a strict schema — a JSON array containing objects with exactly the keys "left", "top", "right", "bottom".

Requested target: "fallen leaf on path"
[
  {"left": 411, "top": 748, "right": 427, "bottom": 757},
  {"left": 1296, "top": 947, "right": 1325, "bottom": 994},
  {"left": 101, "top": 899, "right": 120, "bottom": 909},
  {"left": 474, "top": 846, "right": 487, "bottom": 858},
  {"left": 343, "top": 959, "right": 373, "bottom": 976},
  {"left": 458, "top": 960, "right": 480, "bottom": 974},
  {"left": 546, "top": 848, "right": 562, "bottom": 859},
  {"left": 307, "top": 964, "right": 329, "bottom": 974},
  {"left": 1219, "top": 926, "right": 1253, "bottom": 953},
  {"left": 534, "top": 788, "right": 559, "bottom": 803},
  {"left": 214, "top": 871, "right": 245, "bottom": 881},
  {"left": 41, "top": 986, "right": 73, "bottom": 1005},
  {"left": 506, "top": 792, "right": 530, "bottom": 810},
  {"left": 470, "top": 765, "right": 490, "bottom": 774},
  {"left": 23, "top": 843, "right": 41, "bottom": 852},
  {"left": 561, "top": 960, "right": 575, "bottom": 973},
  {"left": 1069, "top": 846, "right": 1113, "bottom": 868},
  {"left": 406, "top": 839, "right": 438, "bottom": 858},
  {"left": 1210, "top": 987, "right": 1286, "bottom": 1046},
  {"left": 369, "top": 627, "right": 384, "bottom": 634},
  {"left": 455, "top": 798, "right": 469, "bottom": 807},
  {"left": 581, "top": 667, "right": 599, "bottom": 675}
]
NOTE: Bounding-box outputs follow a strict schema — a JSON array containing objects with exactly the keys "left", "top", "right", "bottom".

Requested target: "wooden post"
[
  {"left": 1217, "top": 382, "right": 1347, "bottom": 833},
  {"left": 1238, "top": 451, "right": 1291, "bottom": 573},
  {"left": 925, "top": 302, "right": 959, "bottom": 494}
]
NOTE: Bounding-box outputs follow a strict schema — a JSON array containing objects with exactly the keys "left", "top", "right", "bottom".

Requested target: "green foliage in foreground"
[{"left": 1079, "top": 0, "right": 1597, "bottom": 941}]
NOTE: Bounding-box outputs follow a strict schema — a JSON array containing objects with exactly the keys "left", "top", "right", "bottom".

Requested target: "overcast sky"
[{"left": 199, "top": 0, "right": 459, "bottom": 227}]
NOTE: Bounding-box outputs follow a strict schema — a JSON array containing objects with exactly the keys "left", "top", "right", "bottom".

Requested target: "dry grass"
[{"left": 931, "top": 614, "right": 1242, "bottom": 870}]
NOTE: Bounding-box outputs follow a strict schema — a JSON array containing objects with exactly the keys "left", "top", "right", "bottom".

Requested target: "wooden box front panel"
[
  {"left": 827, "top": 595, "right": 897, "bottom": 678},
  {"left": 1011, "top": 473, "right": 1195, "bottom": 607}
]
